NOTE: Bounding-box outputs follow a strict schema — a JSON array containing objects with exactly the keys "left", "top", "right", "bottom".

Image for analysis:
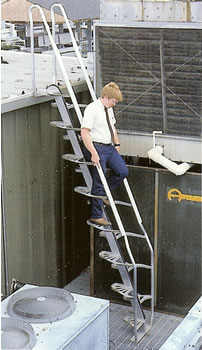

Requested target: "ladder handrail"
[
  {"left": 97, "top": 160, "right": 142, "bottom": 334},
  {"left": 123, "top": 178, "right": 154, "bottom": 259},
  {"left": 123, "top": 178, "right": 142, "bottom": 224},
  {"left": 140, "top": 223, "right": 154, "bottom": 325},
  {"left": 29, "top": 5, "right": 83, "bottom": 124},
  {"left": 51, "top": 4, "right": 97, "bottom": 101},
  {"left": 123, "top": 178, "right": 154, "bottom": 323},
  {"left": 97, "top": 165, "right": 137, "bottom": 268}
]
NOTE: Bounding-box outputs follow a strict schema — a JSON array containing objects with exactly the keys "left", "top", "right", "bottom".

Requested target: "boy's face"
[{"left": 103, "top": 96, "right": 118, "bottom": 108}]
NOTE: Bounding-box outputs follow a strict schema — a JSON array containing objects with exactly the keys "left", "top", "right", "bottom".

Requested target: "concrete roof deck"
[{"left": 1, "top": 50, "right": 92, "bottom": 110}]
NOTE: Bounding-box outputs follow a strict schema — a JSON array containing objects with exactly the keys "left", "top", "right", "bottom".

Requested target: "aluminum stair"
[
  {"left": 50, "top": 121, "right": 81, "bottom": 132},
  {"left": 74, "top": 186, "right": 132, "bottom": 206},
  {"left": 99, "top": 251, "right": 152, "bottom": 271},
  {"left": 48, "top": 90, "right": 151, "bottom": 342},
  {"left": 29, "top": 3, "right": 154, "bottom": 343}
]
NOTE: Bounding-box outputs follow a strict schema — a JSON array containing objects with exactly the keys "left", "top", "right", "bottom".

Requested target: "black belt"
[{"left": 93, "top": 142, "right": 112, "bottom": 146}]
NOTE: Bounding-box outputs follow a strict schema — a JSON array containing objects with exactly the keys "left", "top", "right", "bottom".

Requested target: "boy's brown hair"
[{"left": 101, "top": 82, "right": 123, "bottom": 102}]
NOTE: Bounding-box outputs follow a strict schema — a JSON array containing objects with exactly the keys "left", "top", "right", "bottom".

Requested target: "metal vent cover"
[
  {"left": 7, "top": 287, "right": 76, "bottom": 323},
  {"left": 1, "top": 317, "right": 37, "bottom": 349}
]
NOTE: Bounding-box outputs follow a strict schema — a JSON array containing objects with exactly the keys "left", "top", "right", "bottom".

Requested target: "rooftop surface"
[{"left": 1, "top": 50, "right": 91, "bottom": 100}]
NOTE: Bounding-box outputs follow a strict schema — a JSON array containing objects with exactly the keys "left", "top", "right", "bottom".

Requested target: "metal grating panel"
[
  {"left": 96, "top": 25, "right": 202, "bottom": 137},
  {"left": 109, "top": 304, "right": 182, "bottom": 350}
]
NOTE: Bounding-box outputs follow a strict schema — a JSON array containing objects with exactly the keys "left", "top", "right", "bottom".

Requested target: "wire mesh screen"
[{"left": 96, "top": 26, "right": 202, "bottom": 137}]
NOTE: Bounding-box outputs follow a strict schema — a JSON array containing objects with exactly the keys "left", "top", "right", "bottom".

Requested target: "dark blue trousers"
[{"left": 82, "top": 143, "right": 129, "bottom": 219}]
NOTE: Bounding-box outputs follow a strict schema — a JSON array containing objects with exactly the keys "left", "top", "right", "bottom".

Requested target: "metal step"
[
  {"left": 100, "top": 251, "right": 151, "bottom": 271},
  {"left": 99, "top": 230, "right": 121, "bottom": 239},
  {"left": 50, "top": 121, "right": 80, "bottom": 131},
  {"left": 86, "top": 219, "right": 113, "bottom": 231},
  {"left": 111, "top": 283, "right": 134, "bottom": 301},
  {"left": 112, "top": 283, "right": 152, "bottom": 304},
  {"left": 109, "top": 200, "right": 132, "bottom": 207},
  {"left": 136, "top": 264, "right": 152, "bottom": 270},
  {"left": 138, "top": 294, "right": 152, "bottom": 304},
  {"left": 99, "top": 251, "right": 133, "bottom": 272},
  {"left": 99, "top": 251, "right": 120, "bottom": 264},
  {"left": 100, "top": 230, "right": 146, "bottom": 240},
  {"left": 124, "top": 314, "right": 152, "bottom": 343},
  {"left": 74, "top": 186, "right": 107, "bottom": 199},
  {"left": 124, "top": 314, "right": 145, "bottom": 330},
  {"left": 51, "top": 102, "right": 87, "bottom": 109},
  {"left": 62, "top": 154, "right": 92, "bottom": 165},
  {"left": 49, "top": 93, "right": 70, "bottom": 97},
  {"left": 130, "top": 323, "right": 152, "bottom": 344},
  {"left": 74, "top": 186, "right": 131, "bottom": 207},
  {"left": 66, "top": 103, "right": 87, "bottom": 110},
  {"left": 88, "top": 221, "right": 136, "bottom": 235}
]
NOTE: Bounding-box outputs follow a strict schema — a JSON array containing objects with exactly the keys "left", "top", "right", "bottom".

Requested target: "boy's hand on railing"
[{"left": 91, "top": 154, "right": 100, "bottom": 167}]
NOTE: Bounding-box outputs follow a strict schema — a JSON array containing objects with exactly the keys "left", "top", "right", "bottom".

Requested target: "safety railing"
[{"left": 29, "top": 4, "right": 83, "bottom": 123}]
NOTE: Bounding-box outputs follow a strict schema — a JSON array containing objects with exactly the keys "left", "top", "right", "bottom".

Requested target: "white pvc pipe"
[
  {"left": 148, "top": 146, "right": 192, "bottom": 176},
  {"left": 153, "top": 130, "right": 162, "bottom": 148}
]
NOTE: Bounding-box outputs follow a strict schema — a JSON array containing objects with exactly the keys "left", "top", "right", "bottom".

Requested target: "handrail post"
[
  {"left": 51, "top": 4, "right": 97, "bottom": 101},
  {"left": 97, "top": 165, "right": 136, "bottom": 268},
  {"left": 51, "top": 10, "right": 57, "bottom": 84},
  {"left": 29, "top": 6, "right": 37, "bottom": 93},
  {"left": 28, "top": 5, "right": 83, "bottom": 123},
  {"left": 133, "top": 266, "right": 138, "bottom": 341},
  {"left": 124, "top": 177, "right": 154, "bottom": 326}
]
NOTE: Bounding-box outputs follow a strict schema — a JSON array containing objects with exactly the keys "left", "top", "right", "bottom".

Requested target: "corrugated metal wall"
[
  {"left": 95, "top": 25, "right": 201, "bottom": 137},
  {"left": 1, "top": 92, "right": 91, "bottom": 295}
]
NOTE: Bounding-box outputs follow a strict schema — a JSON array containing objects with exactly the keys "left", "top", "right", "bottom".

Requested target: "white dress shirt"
[{"left": 81, "top": 98, "right": 116, "bottom": 144}]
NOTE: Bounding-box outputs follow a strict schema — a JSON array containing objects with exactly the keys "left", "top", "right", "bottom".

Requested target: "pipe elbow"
[
  {"left": 148, "top": 146, "right": 192, "bottom": 176},
  {"left": 167, "top": 162, "right": 192, "bottom": 176},
  {"left": 147, "top": 146, "right": 163, "bottom": 163}
]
